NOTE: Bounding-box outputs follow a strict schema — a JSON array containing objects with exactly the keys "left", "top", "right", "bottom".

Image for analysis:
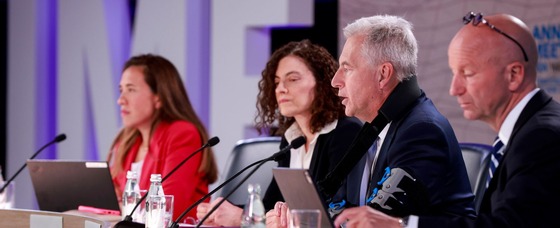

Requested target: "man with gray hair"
[{"left": 328, "top": 14, "right": 475, "bottom": 226}]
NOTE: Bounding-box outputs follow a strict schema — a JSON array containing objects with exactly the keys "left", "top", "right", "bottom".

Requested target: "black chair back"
[
  {"left": 460, "top": 142, "right": 492, "bottom": 212},
  {"left": 218, "top": 137, "right": 282, "bottom": 205}
]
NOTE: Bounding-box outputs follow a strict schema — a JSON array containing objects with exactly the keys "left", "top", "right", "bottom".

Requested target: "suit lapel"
[
  {"left": 492, "top": 91, "right": 550, "bottom": 177},
  {"left": 370, "top": 121, "right": 398, "bottom": 184},
  {"left": 508, "top": 90, "right": 551, "bottom": 148},
  {"left": 308, "top": 137, "right": 321, "bottom": 178},
  {"left": 348, "top": 154, "right": 368, "bottom": 204},
  {"left": 368, "top": 93, "right": 423, "bottom": 187},
  {"left": 481, "top": 90, "right": 552, "bottom": 209}
]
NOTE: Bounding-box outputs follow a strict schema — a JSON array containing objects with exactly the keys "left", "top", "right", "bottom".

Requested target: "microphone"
[
  {"left": 170, "top": 136, "right": 306, "bottom": 228},
  {"left": 268, "top": 136, "right": 306, "bottom": 161},
  {"left": 318, "top": 76, "right": 423, "bottom": 198},
  {"left": 114, "top": 136, "right": 220, "bottom": 228},
  {"left": 0, "top": 134, "right": 66, "bottom": 194}
]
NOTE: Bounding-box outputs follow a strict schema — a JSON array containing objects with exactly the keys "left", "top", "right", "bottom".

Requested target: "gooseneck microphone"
[
  {"left": 170, "top": 136, "right": 306, "bottom": 228},
  {"left": 0, "top": 134, "right": 66, "bottom": 194},
  {"left": 181, "top": 136, "right": 306, "bottom": 228},
  {"left": 114, "top": 136, "right": 220, "bottom": 228}
]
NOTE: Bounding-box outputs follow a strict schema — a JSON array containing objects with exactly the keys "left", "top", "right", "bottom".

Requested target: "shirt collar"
[
  {"left": 499, "top": 88, "right": 540, "bottom": 146},
  {"left": 284, "top": 119, "right": 338, "bottom": 143},
  {"left": 378, "top": 122, "right": 390, "bottom": 142},
  {"left": 357, "top": 118, "right": 390, "bottom": 145}
]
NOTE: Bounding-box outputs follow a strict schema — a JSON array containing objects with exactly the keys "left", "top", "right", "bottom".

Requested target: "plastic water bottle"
[
  {"left": 122, "top": 170, "right": 140, "bottom": 220},
  {"left": 145, "top": 174, "right": 166, "bottom": 228},
  {"left": 241, "top": 184, "right": 266, "bottom": 228}
]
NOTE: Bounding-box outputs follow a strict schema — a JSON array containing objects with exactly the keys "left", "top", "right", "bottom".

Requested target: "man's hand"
[
  {"left": 334, "top": 206, "right": 401, "bottom": 228},
  {"left": 196, "top": 197, "right": 243, "bottom": 226}
]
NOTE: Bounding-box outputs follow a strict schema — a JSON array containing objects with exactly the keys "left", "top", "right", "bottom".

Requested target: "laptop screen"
[
  {"left": 272, "top": 168, "right": 334, "bottom": 228},
  {"left": 27, "top": 160, "right": 120, "bottom": 212}
]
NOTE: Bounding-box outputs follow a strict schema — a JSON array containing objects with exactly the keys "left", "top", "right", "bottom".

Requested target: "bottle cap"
[
  {"left": 247, "top": 183, "right": 261, "bottom": 194},
  {"left": 150, "top": 173, "right": 162, "bottom": 182},
  {"left": 126, "top": 170, "right": 138, "bottom": 179}
]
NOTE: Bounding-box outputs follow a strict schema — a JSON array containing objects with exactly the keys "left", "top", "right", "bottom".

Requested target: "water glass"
[
  {"left": 145, "top": 194, "right": 174, "bottom": 228},
  {"left": 122, "top": 189, "right": 147, "bottom": 222},
  {"left": 0, "top": 182, "right": 15, "bottom": 209},
  {"left": 289, "top": 209, "right": 321, "bottom": 228},
  {"left": 162, "top": 195, "right": 174, "bottom": 227}
]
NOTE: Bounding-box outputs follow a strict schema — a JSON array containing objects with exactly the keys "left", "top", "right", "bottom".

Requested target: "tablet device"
[
  {"left": 27, "top": 160, "right": 120, "bottom": 212},
  {"left": 272, "top": 168, "right": 334, "bottom": 228}
]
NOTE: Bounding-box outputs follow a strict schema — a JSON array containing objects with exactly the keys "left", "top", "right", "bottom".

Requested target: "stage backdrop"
[
  {"left": 6, "top": 0, "right": 560, "bottom": 210},
  {"left": 7, "top": 0, "right": 313, "bottom": 209}
]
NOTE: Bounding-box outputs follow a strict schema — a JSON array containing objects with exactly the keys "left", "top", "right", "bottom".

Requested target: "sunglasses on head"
[{"left": 463, "top": 12, "right": 529, "bottom": 62}]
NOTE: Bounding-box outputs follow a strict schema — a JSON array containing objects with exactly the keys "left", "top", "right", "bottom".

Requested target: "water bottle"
[
  {"left": 241, "top": 184, "right": 266, "bottom": 228},
  {"left": 145, "top": 174, "right": 166, "bottom": 228},
  {"left": 122, "top": 170, "right": 140, "bottom": 220}
]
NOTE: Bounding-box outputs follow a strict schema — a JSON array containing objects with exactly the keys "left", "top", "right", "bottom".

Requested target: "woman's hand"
[{"left": 265, "top": 201, "right": 289, "bottom": 228}]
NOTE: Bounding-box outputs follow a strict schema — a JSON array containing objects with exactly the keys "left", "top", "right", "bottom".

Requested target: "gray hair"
[{"left": 343, "top": 15, "right": 418, "bottom": 81}]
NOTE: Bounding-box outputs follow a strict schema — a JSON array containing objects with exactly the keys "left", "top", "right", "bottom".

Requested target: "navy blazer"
[
  {"left": 420, "top": 90, "right": 560, "bottom": 227},
  {"left": 261, "top": 117, "right": 362, "bottom": 210},
  {"left": 338, "top": 92, "right": 476, "bottom": 218}
]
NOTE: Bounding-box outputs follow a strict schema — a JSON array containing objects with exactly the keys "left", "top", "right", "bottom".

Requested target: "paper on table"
[{"left": 30, "top": 214, "right": 63, "bottom": 228}]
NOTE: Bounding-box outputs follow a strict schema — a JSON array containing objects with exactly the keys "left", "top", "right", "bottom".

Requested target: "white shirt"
[
  {"left": 497, "top": 88, "right": 540, "bottom": 148},
  {"left": 284, "top": 120, "right": 338, "bottom": 169},
  {"left": 130, "top": 160, "right": 144, "bottom": 183}
]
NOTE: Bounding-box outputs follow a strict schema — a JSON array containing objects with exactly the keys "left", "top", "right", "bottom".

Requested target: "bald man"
[{"left": 333, "top": 12, "right": 560, "bottom": 228}]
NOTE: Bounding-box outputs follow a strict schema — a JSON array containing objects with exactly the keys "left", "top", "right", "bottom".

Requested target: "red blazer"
[{"left": 112, "top": 120, "right": 209, "bottom": 221}]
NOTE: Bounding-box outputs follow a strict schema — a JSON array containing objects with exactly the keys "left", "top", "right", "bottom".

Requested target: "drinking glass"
[
  {"left": 289, "top": 209, "right": 321, "bottom": 228},
  {"left": 162, "top": 195, "right": 174, "bottom": 227},
  {"left": 0, "top": 182, "right": 15, "bottom": 209}
]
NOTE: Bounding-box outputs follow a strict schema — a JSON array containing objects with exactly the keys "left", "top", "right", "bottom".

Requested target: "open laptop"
[
  {"left": 27, "top": 160, "right": 120, "bottom": 212},
  {"left": 272, "top": 168, "right": 334, "bottom": 228}
]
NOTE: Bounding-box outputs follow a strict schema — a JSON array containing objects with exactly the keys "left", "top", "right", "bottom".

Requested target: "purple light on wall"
[
  {"left": 35, "top": 0, "right": 57, "bottom": 159},
  {"left": 245, "top": 27, "right": 271, "bottom": 76},
  {"left": 186, "top": 0, "right": 210, "bottom": 129},
  {"left": 103, "top": 0, "right": 131, "bottom": 125}
]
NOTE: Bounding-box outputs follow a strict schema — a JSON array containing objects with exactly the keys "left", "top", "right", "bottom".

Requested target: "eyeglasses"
[{"left": 463, "top": 12, "right": 529, "bottom": 62}]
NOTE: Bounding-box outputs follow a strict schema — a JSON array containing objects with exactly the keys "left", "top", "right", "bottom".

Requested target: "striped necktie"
[
  {"left": 365, "top": 138, "right": 381, "bottom": 204},
  {"left": 486, "top": 136, "right": 505, "bottom": 188}
]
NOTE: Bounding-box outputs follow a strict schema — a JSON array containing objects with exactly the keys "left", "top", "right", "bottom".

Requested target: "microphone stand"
[
  {"left": 195, "top": 161, "right": 268, "bottom": 228},
  {"left": 170, "top": 136, "right": 305, "bottom": 228},
  {"left": 169, "top": 157, "right": 268, "bottom": 228},
  {"left": 1, "top": 134, "right": 66, "bottom": 193}
]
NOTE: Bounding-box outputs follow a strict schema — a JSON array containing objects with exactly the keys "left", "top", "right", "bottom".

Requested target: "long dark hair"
[{"left": 109, "top": 54, "right": 218, "bottom": 183}]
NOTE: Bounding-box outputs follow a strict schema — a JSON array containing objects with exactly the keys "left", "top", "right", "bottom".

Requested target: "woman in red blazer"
[{"left": 108, "top": 54, "right": 218, "bottom": 221}]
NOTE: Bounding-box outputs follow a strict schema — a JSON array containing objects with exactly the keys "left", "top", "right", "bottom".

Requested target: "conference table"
[
  {"left": 0, "top": 209, "right": 238, "bottom": 227},
  {"left": 0, "top": 208, "right": 119, "bottom": 228}
]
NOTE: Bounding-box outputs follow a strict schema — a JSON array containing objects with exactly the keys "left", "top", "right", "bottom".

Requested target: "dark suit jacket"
[
  {"left": 261, "top": 117, "right": 362, "bottom": 210},
  {"left": 337, "top": 92, "right": 476, "bottom": 218},
  {"left": 420, "top": 90, "right": 560, "bottom": 227}
]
